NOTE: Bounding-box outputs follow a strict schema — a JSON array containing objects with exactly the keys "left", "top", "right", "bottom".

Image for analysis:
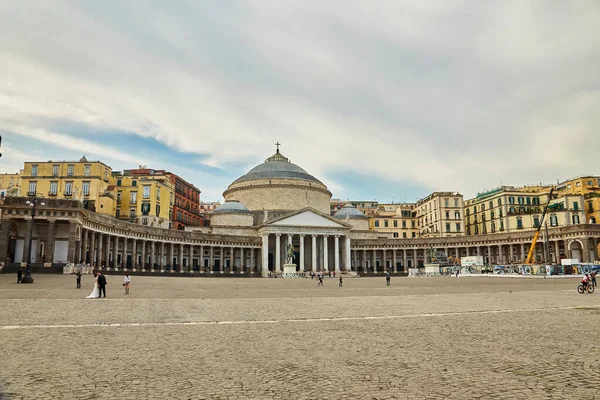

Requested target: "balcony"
[
  {"left": 47, "top": 191, "right": 57, "bottom": 197},
  {"left": 507, "top": 206, "right": 541, "bottom": 216},
  {"left": 64, "top": 192, "right": 73, "bottom": 196}
]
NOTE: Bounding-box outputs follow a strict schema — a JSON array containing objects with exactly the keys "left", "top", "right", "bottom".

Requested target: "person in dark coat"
[
  {"left": 97, "top": 272, "right": 107, "bottom": 298},
  {"left": 17, "top": 269, "right": 22, "bottom": 283},
  {"left": 76, "top": 271, "right": 82, "bottom": 289}
]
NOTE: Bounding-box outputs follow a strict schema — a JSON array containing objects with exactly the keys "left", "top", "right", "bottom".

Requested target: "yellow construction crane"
[{"left": 525, "top": 186, "right": 555, "bottom": 264}]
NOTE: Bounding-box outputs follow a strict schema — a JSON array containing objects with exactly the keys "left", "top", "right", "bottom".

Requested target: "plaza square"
[{"left": 0, "top": 275, "right": 599, "bottom": 399}]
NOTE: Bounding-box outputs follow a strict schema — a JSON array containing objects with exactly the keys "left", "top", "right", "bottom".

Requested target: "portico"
[{"left": 258, "top": 208, "right": 352, "bottom": 276}]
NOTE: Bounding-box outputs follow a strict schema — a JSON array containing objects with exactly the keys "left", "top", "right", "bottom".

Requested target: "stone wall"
[{"left": 211, "top": 213, "right": 254, "bottom": 227}]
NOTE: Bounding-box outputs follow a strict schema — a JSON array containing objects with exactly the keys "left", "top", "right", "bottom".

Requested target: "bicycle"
[{"left": 577, "top": 283, "right": 595, "bottom": 294}]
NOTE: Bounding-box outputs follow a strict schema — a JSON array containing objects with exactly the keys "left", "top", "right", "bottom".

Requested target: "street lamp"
[{"left": 22, "top": 194, "right": 45, "bottom": 284}]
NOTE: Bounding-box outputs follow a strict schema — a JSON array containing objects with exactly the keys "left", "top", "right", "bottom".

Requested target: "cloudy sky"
[{"left": 1, "top": 1, "right": 599, "bottom": 202}]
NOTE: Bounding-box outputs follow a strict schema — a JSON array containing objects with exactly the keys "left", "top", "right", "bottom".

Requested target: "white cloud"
[{"left": 0, "top": 1, "right": 599, "bottom": 200}]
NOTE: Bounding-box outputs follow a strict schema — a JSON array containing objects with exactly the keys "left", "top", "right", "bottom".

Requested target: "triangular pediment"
[{"left": 266, "top": 208, "right": 349, "bottom": 228}]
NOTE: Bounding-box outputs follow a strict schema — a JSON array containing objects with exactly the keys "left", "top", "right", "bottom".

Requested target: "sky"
[{"left": 1, "top": 1, "right": 599, "bottom": 203}]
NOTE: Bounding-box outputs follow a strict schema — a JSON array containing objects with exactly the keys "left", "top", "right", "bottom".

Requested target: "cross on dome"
[{"left": 275, "top": 141, "right": 281, "bottom": 153}]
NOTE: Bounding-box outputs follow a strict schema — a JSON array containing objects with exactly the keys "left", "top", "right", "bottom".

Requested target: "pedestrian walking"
[
  {"left": 318, "top": 274, "right": 323, "bottom": 286},
  {"left": 456, "top": 269, "right": 460, "bottom": 279},
  {"left": 76, "top": 271, "right": 81, "bottom": 288},
  {"left": 123, "top": 274, "right": 131, "bottom": 294},
  {"left": 17, "top": 269, "right": 22, "bottom": 283},
  {"left": 386, "top": 271, "right": 391, "bottom": 286},
  {"left": 592, "top": 271, "right": 597, "bottom": 287},
  {"left": 339, "top": 275, "right": 343, "bottom": 287}
]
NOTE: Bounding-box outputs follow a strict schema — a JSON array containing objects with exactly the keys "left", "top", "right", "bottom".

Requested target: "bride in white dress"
[{"left": 86, "top": 273, "right": 99, "bottom": 298}]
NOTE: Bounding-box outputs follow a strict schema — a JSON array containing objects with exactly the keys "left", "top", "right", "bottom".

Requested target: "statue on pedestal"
[{"left": 286, "top": 243, "right": 295, "bottom": 264}]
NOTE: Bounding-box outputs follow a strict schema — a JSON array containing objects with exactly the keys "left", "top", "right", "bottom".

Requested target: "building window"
[
  {"left": 411, "top": 221, "right": 415, "bottom": 228},
  {"left": 117, "top": 179, "right": 122, "bottom": 187},
  {"left": 132, "top": 180, "right": 137, "bottom": 187},
  {"left": 509, "top": 197, "right": 514, "bottom": 205},
  {"left": 65, "top": 182, "right": 73, "bottom": 195},
  {"left": 455, "top": 223, "right": 461, "bottom": 232},
  {"left": 445, "top": 211, "right": 450, "bottom": 219},
  {"left": 499, "top": 209, "right": 503, "bottom": 217},
  {"left": 129, "top": 208, "right": 136, "bottom": 219},
  {"left": 444, "top": 199, "right": 449, "bottom": 207},
  {"left": 500, "top": 220, "right": 504, "bottom": 230},
  {"left": 49, "top": 181, "right": 58, "bottom": 196},
  {"left": 454, "top": 199, "right": 458, "bottom": 207},
  {"left": 28, "top": 181, "right": 37, "bottom": 194},
  {"left": 498, "top": 198, "right": 502, "bottom": 206},
  {"left": 475, "top": 226, "right": 479, "bottom": 234},
  {"left": 491, "top": 211, "right": 495, "bottom": 218},
  {"left": 481, "top": 204, "right": 485, "bottom": 211},
  {"left": 402, "top": 221, "right": 407, "bottom": 229},
  {"left": 116, "top": 210, "right": 120, "bottom": 219},
  {"left": 518, "top": 197, "right": 524, "bottom": 205},
  {"left": 393, "top": 232, "right": 398, "bottom": 238},
  {"left": 52, "top": 165, "right": 59, "bottom": 176},
  {"left": 516, "top": 218, "right": 523, "bottom": 229},
  {"left": 526, "top": 197, "right": 531, "bottom": 205},
  {"left": 67, "top": 165, "right": 74, "bottom": 176},
  {"left": 455, "top": 211, "right": 460, "bottom": 220},
  {"left": 156, "top": 189, "right": 161, "bottom": 200},
  {"left": 403, "top": 232, "right": 407, "bottom": 238},
  {"left": 491, "top": 222, "right": 495, "bottom": 233},
  {"left": 572, "top": 214, "right": 580, "bottom": 224},
  {"left": 550, "top": 215, "right": 558, "bottom": 226},
  {"left": 130, "top": 192, "right": 137, "bottom": 204},
  {"left": 31, "top": 165, "right": 38, "bottom": 177},
  {"left": 82, "top": 182, "right": 90, "bottom": 196},
  {"left": 141, "top": 203, "right": 150, "bottom": 215},
  {"left": 142, "top": 218, "right": 148, "bottom": 225},
  {"left": 143, "top": 185, "right": 151, "bottom": 199},
  {"left": 573, "top": 201, "right": 579, "bottom": 211},
  {"left": 393, "top": 220, "right": 397, "bottom": 228},
  {"left": 156, "top": 204, "right": 161, "bottom": 216},
  {"left": 446, "top": 223, "right": 451, "bottom": 233},
  {"left": 117, "top": 192, "right": 121, "bottom": 202},
  {"left": 84, "top": 165, "right": 90, "bottom": 177},
  {"left": 576, "top": 182, "right": 581, "bottom": 187},
  {"left": 374, "top": 220, "right": 379, "bottom": 227},
  {"left": 533, "top": 216, "right": 540, "bottom": 228},
  {"left": 384, "top": 220, "right": 388, "bottom": 228},
  {"left": 489, "top": 200, "right": 493, "bottom": 209},
  {"left": 412, "top": 232, "right": 416, "bottom": 238},
  {"left": 104, "top": 169, "right": 108, "bottom": 179}
]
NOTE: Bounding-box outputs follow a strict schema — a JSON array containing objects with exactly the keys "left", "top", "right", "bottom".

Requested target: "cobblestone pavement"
[{"left": 0, "top": 275, "right": 599, "bottom": 399}]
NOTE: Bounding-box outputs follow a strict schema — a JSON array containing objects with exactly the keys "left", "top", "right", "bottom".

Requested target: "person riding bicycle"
[{"left": 582, "top": 274, "right": 590, "bottom": 289}]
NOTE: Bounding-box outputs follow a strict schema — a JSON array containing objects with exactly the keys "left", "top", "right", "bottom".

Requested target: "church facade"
[{"left": 1, "top": 150, "right": 599, "bottom": 275}]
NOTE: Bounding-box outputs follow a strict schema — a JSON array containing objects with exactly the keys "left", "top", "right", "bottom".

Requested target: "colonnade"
[
  {"left": 261, "top": 233, "right": 351, "bottom": 275},
  {"left": 79, "top": 229, "right": 260, "bottom": 273}
]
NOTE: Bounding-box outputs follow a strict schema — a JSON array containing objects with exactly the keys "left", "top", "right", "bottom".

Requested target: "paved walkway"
[{"left": 0, "top": 275, "right": 598, "bottom": 399}]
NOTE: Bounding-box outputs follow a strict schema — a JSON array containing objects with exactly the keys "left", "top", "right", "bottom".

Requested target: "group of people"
[{"left": 83, "top": 272, "right": 131, "bottom": 298}]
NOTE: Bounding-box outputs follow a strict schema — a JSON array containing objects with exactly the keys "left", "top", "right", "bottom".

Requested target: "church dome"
[
  {"left": 231, "top": 151, "right": 323, "bottom": 185},
  {"left": 333, "top": 204, "right": 367, "bottom": 220},
  {"left": 212, "top": 200, "right": 252, "bottom": 215}
]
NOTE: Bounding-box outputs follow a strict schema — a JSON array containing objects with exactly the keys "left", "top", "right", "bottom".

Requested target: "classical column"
[
  {"left": 345, "top": 236, "right": 351, "bottom": 272},
  {"left": 334, "top": 235, "right": 340, "bottom": 273},
  {"left": 455, "top": 247, "right": 460, "bottom": 260},
  {"left": 179, "top": 243, "right": 185, "bottom": 272},
  {"left": 89, "top": 231, "right": 96, "bottom": 268},
  {"left": 275, "top": 234, "right": 281, "bottom": 272},
  {"left": 112, "top": 236, "right": 118, "bottom": 269},
  {"left": 104, "top": 235, "right": 110, "bottom": 269},
  {"left": 159, "top": 242, "right": 164, "bottom": 269},
  {"left": 487, "top": 245, "right": 492, "bottom": 264},
  {"left": 392, "top": 248, "right": 397, "bottom": 273},
  {"left": 521, "top": 243, "right": 526, "bottom": 262},
  {"left": 149, "top": 241, "right": 155, "bottom": 271},
  {"left": 476, "top": 246, "right": 480, "bottom": 257},
  {"left": 261, "top": 235, "right": 269, "bottom": 276},
  {"left": 44, "top": 220, "right": 56, "bottom": 264},
  {"left": 81, "top": 229, "right": 89, "bottom": 264},
  {"left": 140, "top": 240, "right": 146, "bottom": 270},
  {"left": 22, "top": 219, "right": 32, "bottom": 265},
  {"left": 363, "top": 249, "right": 367, "bottom": 271},
  {"left": 209, "top": 246, "right": 214, "bottom": 273},
  {"left": 311, "top": 235, "right": 317, "bottom": 272},
  {"left": 200, "top": 245, "right": 205, "bottom": 271},
  {"left": 403, "top": 249, "right": 408, "bottom": 272},
  {"left": 323, "top": 235, "right": 329, "bottom": 272},
  {"left": 554, "top": 241, "right": 560, "bottom": 264},
  {"left": 250, "top": 247, "right": 255, "bottom": 273},
  {"left": 372, "top": 249, "right": 377, "bottom": 273},
  {"left": 229, "top": 246, "right": 234, "bottom": 272},
  {"left": 96, "top": 233, "right": 103, "bottom": 267},
  {"left": 190, "top": 244, "right": 195, "bottom": 271},
  {"left": 168, "top": 242, "right": 174, "bottom": 271},
  {"left": 219, "top": 246, "right": 224, "bottom": 273},
  {"left": 413, "top": 248, "right": 418, "bottom": 268},
  {"left": 299, "top": 235, "right": 305, "bottom": 272},
  {"left": 132, "top": 239, "right": 137, "bottom": 269},
  {"left": 563, "top": 240, "right": 569, "bottom": 259},
  {"left": 509, "top": 244, "right": 514, "bottom": 264}
]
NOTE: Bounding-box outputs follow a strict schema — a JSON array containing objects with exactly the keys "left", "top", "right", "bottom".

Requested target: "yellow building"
[
  {"left": 464, "top": 185, "right": 585, "bottom": 236},
  {"left": 416, "top": 192, "right": 465, "bottom": 237},
  {"left": 369, "top": 203, "right": 418, "bottom": 238},
  {"left": 553, "top": 176, "right": 600, "bottom": 224},
  {"left": 0, "top": 172, "right": 22, "bottom": 199},
  {"left": 19, "top": 156, "right": 116, "bottom": 214},
  {"left": 114, "top": 168, "right": 174, "bottom": 229}
]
